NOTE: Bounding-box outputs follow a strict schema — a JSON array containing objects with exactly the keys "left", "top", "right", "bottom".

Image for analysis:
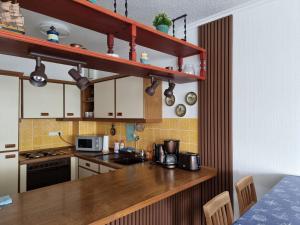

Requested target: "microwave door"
[{"left": 78, "top": 139, "right": 93, "bottom": 150}]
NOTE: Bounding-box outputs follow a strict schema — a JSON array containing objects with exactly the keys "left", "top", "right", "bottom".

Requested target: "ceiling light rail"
[{"left": 29, "top": 52, "right": 91, "bottom": 90}]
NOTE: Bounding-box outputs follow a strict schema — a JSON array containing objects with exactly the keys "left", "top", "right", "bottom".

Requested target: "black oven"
[{"left": 27, "top": 158, "right": 71, "bottom": 191}]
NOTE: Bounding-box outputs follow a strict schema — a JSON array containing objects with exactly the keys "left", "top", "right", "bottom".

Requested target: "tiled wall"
[
  {"left": 19, "top": 119, "right": 199, "bottom": 153},
  {"left": 95, "top": 119, "right": 198, "bottom": 153},
  {"left": 19, "top": 119, "right": 74, "bottom": 151}
]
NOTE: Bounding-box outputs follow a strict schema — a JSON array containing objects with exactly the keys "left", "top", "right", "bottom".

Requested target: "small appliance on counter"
[
  {"left": 75, "top": 135, "right": 109, "bottom": 152},
  {"left": 177, "top": 152, "right": 201, "bottom": 171},
  {"left": 153, "top": 140, "right": 180, "bottom": 169}
]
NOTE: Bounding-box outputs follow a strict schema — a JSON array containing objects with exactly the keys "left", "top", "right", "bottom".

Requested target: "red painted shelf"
[
  {"left": 18, "top": 0, "right": 205, "bottom": 58},
  {"left": 0, "top": 30, "right": 205, "bottom": 83}
]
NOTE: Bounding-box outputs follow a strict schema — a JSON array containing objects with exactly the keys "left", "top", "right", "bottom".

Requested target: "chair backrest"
[
  {"left": 203, "top": 191, "right": 234, "bottom": 225},
  {"left": 235, "top": 176, "right": 257, "bottom": 216}
]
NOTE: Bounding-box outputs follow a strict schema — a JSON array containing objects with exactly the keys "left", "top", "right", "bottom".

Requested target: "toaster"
[{"left": 178, "top": 152, "right": 201, "bottom": 171}]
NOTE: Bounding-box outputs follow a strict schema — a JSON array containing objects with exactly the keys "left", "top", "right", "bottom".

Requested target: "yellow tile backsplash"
[
  {"left": 19, "top": 119, "right": 74, "bottom": 151},
  {"left": 19, "top": 118, "right": 199, "bottom": 153}
]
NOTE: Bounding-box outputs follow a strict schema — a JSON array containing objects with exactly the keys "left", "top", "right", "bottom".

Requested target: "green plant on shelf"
[{"left": 153, "top": 12, "right": 172, "bottom": 27}]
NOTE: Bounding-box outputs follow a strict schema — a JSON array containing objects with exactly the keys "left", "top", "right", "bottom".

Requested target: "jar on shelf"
[
  {"left": 183, "top": 64, "right": 196, "bottom": 75},
  {"left": 47, "top": 26, "right": 60, "bottom": 43}
]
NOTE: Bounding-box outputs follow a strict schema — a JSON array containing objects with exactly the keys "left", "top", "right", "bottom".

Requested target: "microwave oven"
[{"left": 75, "top": 135, "right": 107, "bottom": 152}]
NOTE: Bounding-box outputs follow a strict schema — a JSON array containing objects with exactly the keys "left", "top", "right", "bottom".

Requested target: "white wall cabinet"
[
  {"left": 94, "top": 80, "right": 115, "bottom": 118},
  {"left": 0, "top": 75, "right": 19, "bottom": 151},
  {"left": 116, "top": 77, "right": 144, "bottom": 119},
  {"left": 0, "top": 152, "right": 18, "bottom": 196},
  {"left": 23, "top": 81, "right": 64, "bottom": 118},
  {"left": 64, "top": 85, "right": 81, "bottom": 118}
]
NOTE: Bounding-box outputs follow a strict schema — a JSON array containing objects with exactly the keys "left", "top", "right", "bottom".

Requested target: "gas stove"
[{"left": 20, "top": 150, "right": 67, "bottom": 160}]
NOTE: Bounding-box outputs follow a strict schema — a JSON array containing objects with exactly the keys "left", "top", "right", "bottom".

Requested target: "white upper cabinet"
[
  {"left": 94, "top": 80, "right": 115, "bottom": 118},
  {"left": 23, "top": 80, "right": 63, "bottom": 118},
  {"left": 0, "top": 75, "right": 19, "bottom": 151},
  {"left": 64, "top": 84, "right": 81, "bottom": 118},
  {"left": 116, "top": 77, "right": 144, "bottom": 119}
]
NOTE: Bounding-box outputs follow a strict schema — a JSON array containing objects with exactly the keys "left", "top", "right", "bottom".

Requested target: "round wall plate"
[
  {"left": 165, "top": 95, "right": 175, "bottom": 106},
  {"left": 175, "top": 104, "right": 186, "bottom": 117},
  {"left": 185, "top": 92, "right": 198, "bottom": 105}
]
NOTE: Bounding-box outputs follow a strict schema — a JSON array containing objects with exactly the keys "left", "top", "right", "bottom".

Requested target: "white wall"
[
  {"left": 232, "top": 0, "right": 300, "bottom": 215},
  {"left": 160, "top": 0, "right": 300, "bottom": 217}
]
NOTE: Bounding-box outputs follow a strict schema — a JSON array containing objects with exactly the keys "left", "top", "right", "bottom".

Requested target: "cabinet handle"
[
  {"left": 5, "top": 154, "right": 16, "bottom": 159},
  {"left": 5, "top": 144, "right": 16, "bottom": 148},
  {"left": 67, "top": 113, "right": 74, "bottom": 116},
  {"left": 117, "top": 112, "right": 123, "bottom": 116},
  {"left": 108, "top": 112, "right": 113, "bottom": 116},
  {"left": 41, "top": 112, "right": 49, "bottom": 116},
  {"left": 85, "top": 163, "right": 90, "bottom": 167}
]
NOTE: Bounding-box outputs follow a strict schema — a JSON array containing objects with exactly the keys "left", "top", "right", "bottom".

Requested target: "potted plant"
[{"left": 153, "top": 13, "right": 172, "bottom": 34}]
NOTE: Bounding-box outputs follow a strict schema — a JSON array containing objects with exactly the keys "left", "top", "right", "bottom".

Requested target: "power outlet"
[{"left": 48, "top": 131, "right": 63, "bottom": 137}]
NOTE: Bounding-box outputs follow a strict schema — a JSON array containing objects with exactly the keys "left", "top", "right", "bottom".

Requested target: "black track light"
[
  {"left": 68, "top": 64, "right": 91, "bottom": 90},
  {"left": 164, "top": 80, "right": 176, "bottom": 97},
  {"left": 29, "top": 57, "right": 48, "bottom": 87},
  {"left": 145, "top": 77, "right": 160, "bottom": 96}
]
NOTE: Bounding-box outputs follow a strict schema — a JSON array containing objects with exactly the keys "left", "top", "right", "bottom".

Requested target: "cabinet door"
[
  {"left": 65, "top": 85, "right": 81, "bottom": 118},
  {"left": 78, "top": 167, "right": 98, "bottom": 179},
  {"left": 23, "top": 81, "right": 63, "bottom": 118},
  {"left": 94, "top": 80, "right": 115, "bottom": 118},
  {"left": 99, "top": 165, "right": 115, "bottom": 173},
  {"left": 0, "top": 152, "right": 18, "bottom": 196},
  {"left": 71, "top": 157, "right": 78, "bottom": 181},
  {"left": 116, "top": 77, "right": 144, "bottom": 118},
  {"left": 0, "top": 75, "right": 19, "bottom": 151}
]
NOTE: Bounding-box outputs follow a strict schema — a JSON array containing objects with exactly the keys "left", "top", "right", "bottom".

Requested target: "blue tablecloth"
[{"left": 234, "top": 175, "right": 300, "bottom": 225}]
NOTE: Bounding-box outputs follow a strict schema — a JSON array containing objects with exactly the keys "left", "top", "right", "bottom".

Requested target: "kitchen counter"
[
  {"left": 19, "top": 147, "right": 124, "bottom": 169},
  {"left": 0, "top": 162, "right": 216, "bottom": 225}
]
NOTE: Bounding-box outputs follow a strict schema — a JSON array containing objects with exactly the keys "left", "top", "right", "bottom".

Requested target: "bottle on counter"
[
  {"left": 114, "top": 141, "right": 120, "bottom": 154},
  {"left": 120, "top": 140, "right": 125, "bottom": 150}
]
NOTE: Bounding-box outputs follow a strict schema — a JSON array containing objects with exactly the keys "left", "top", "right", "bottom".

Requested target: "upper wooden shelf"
[
  {"left": 18, "top": 0, "right": 205, "bottom": 58},
  {"left": 0, "top": 30, "right": 204, "bottom": 83}
]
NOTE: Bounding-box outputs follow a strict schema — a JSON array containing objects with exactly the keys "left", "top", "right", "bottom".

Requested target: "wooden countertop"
[{"left": 0, "top": 163, "right": 216, "bottom": 225}]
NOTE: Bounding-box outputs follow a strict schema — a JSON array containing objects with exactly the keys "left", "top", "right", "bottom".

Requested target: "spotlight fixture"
[
  {"left": 68, "top": 64, "right": 91, "bottom": 90},
  {"left": 164, "top": 80, "right": 176, "bottom": 97},
  {"left": 29, "top": 57, "right": 48, "bottom": 87},
  {"left": 145, "top": 77, "right": 160, "bottom": 96}
]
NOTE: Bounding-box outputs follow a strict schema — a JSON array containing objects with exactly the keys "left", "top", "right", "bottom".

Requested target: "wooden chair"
[
  {"left": 235, "top": 176, "right": 257, "bottom": 216},
  {"left": 203, "top": 191, "right": 234, "bottom": 225}
]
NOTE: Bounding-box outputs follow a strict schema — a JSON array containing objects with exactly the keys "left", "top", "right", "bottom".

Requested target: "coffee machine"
[{"left": 153, "top": 140, "right": 180, "bottom": 168}]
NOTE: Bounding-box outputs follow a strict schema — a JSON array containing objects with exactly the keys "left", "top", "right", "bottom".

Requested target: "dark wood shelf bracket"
[
  {"left": 107, "top": 33, "right": 115, "bottom": 54},
  {"left": 129, "top": 25, "right": 137, "bottom": 61},
  {"left": 200, "top": 51, "right": 207, "bottom": 78},
  {"left": 178, "top": 57, "right": 183, "bottom": 72}
]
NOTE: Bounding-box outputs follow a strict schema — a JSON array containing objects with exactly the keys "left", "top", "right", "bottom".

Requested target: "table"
[{"left": 234, "top": 175, "right": 300, "bottom": 225}]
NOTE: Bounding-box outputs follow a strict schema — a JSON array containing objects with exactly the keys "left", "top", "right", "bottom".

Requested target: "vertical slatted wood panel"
[
  {"left": 198, "top": 15, "right": 233, "bottom": 223},
  {"left": 107, "top": 184, "right": 205, "bottom": 225}
]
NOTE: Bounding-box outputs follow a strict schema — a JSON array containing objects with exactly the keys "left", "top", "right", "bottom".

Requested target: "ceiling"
[{"left": 20, "top": 0, "right": 257, "bottom": 80}]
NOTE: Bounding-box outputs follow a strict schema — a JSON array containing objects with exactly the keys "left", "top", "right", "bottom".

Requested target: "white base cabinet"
[
  {"left": 0, "top": 152, "right": 18, "bottom": 196},
  {"left": 71, "top": 157, "right": 78, "bottom": 181},
  {"left": 78, "top": 158, "right": 115, "bottom": 179},
  {"left": 78, "top": 167, "right": 98, "bottom": 179}
]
